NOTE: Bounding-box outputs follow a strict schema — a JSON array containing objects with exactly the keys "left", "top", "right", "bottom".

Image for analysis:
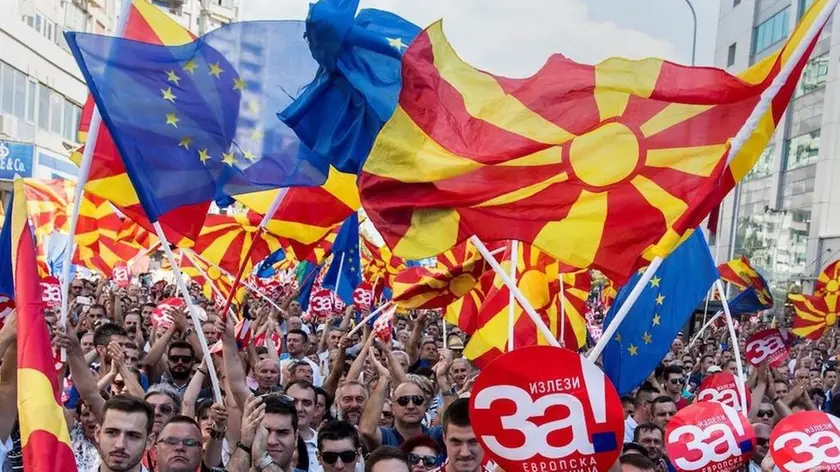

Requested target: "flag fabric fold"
[
  {"left": 1, "top": 179, "right": 76, "bottom": 471},
  {"left": 727, "top": 287, "right": 768, "bottom": 316},
  {"left": 359, "top": 3, "right": 828, "bottom": 283},
  {"left": 717, "top": 256, "right": 774, "bottom": 308},
  {"left": 190, "top": 212, "right": 283, "bottom": 278},
  {"left": 321, "top": 213, "right": 361, "bottom": 305},
  {"left": 815, "top": 259, "right": 840, "bottom": 304},
  {"left": 278, "top": 0, "right": 421, "bottom": 174},
  {"left": 66, "top": 19, "right": 330, "bottom": 237},
  {"left": 789, "top": 293, "right": 838, "bottom": 340},
  {"left": 601, "top": 231, "right": 718, "bottom": 395}
]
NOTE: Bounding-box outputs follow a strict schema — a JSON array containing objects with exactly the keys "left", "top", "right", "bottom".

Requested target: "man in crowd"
[
  {"left": 97, "top": 396, "right": 154, "bottom": 472},
  {"left": 649, "top": 396, "right": 677, "bottom": 431},
  {"left": 434, "top": 398, "right": 486, "bottom": 472},
  {"left": 624, "top": 386, "right": 656, "bottom": 443},
  {"left": 281, "top": 330, "right": 323, "bottom": 386},
  {"left": 317, "top": 420, "right": 362, "bottom": 472}
]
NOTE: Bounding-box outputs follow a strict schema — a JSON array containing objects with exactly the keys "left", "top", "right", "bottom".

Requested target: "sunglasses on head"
[
  {"left": 409, "top": 453, "right": 437, "bottom": 467},
  {"left": 757, "top": 409, "right": 774, "bottom": 418},
  {"left": 321, "top": 450, "right": 356, "bottom": 465},
  {"left": 396, "top": 395, "right": 424, "bottom": 407}
]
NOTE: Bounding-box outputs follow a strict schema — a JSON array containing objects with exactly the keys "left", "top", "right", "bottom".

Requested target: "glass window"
[
  {"left": 1, "top": 64, "right": 13, "bottom": 115},
  {"left": 12, "top": 70, "right": 25, "bottom": 120},
  {"left": 796, "top": 53, "right": 828, "bottom": 97},
  {"left": 746, "top": 142, "right": 775, "bottom": 180},
  {"left": 37, "top": 84, "right": 50, "bottom": 129},
  {"left": 753, "top": 7, "right": 791, "bottom": 55},
  {"left": 785, "top": 129, "right": 820, "bottom": 170},
  {"left": 63, "top": 102, "right": 80, "bottom": 141},
  {"left": 800, "top": 0, "right": 817, "bottom": 19},
  {"left": 25, "top": 80, "right": 35, "bottom": 122},
  {"left": 728, "top": 43, "right": 737, "bottom": 67},
  {"left": 49, "top": 91, "right": 63, "bottom": 135},
  {"left": 45, "top": 21, "right": 53, "bottom": 41},
  {"left": 34, "top": 13, "right": 42, "bottom": 33}
]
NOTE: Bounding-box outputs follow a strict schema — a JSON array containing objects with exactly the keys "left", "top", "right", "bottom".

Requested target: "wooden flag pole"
[
  {"left": 470, "top": 236, "right": 559, "bottom": 347},
  {"left": 716, "top": 279, "right": 749, "bottom": 411},
  {"left": 152, "top": 221, "right": 223, "bottom": 404},
  {"left": 507, "top": 240, "right": 518, "bottom": 351},
  {"left": 220, "top": 188, "right": 289, "bottom": 316},
  {"left": 587, "top": 256, "right": 664, "bottom": 362}
]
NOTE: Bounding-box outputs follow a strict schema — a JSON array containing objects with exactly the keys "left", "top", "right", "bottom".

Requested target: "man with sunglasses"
[
  {"left": 162, "top": 342, "right": 197, "bottom": 396},
  {"left": 142, "top": 385, "right": 183, "bottom": 470},
  {"left": 662, "top": 366, "right": 690, "bottom": 410},
  {"left": 317, "top": 420, "right": 364, "bottom": 472},
  {"left": 155, "top": 416, "right": 223, "bottom": 472},
  {"left": 749, "top": 423, "right": 771, "bottom": 472}
]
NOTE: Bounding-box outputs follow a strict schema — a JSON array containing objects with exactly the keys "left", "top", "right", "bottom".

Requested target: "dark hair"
[
  {"left": 263, "top": 394, "right": 299, "bottom": 431},
  {"left": 633, "top": 422, "right": 664, "bottom": 443},
  {"left": 441, "top": 398, "right": 470, "bottom": 434},
  {"left": 663, "top": 365, "right": 684, "bottom": 379},
  {"left": 284, "top": 380, "right": 317, "bottom": 401},
  {"left": 292, "top": 361, "right": 313, "bottom": 375},
  {"left": 101, "top": 395, "right": 155, "bottom": 435},
  {"left": 808, "top": 387, "right": 826, "bottom": 400},
  {"left": 287, "top": 329, "right": 308, "bottom": 343},
  {"left": 620, "top": 453, "right": 657, "bottom": 471},
  {"left": 365, "top": 446, "right": 410, "bottom": 472},
  {"left": 650, "top": 395, "right": 676, "bottom": 413},
  {"left": 700, "top": 354, "right": 714, "bottom": 364},
  {"left": 634, "top": 386, "right": 658, "bottom": 408},
  {"left": 314, "top": 386, "right": 333, "bottom": 416},
  {"left": 167, "top": 341, "right": 195, "bottom": 359},
  {"left": 159, "top": 415, "right": 201, "bottom": 438},
  {"left": 93, "top": 323, "right": 128, "bottom": 347},
  {"left": 89, "top": 303, "right": 107, "bottom": 314},
  {"left": 620, "top": 395, "right": 635, "bottom": 405},
  {"left": 400, "top": 434, "right": 441, "bottom": 455},
  {"left": 195, "top": 398, "right": 214, "bottom": 421},
  {"left": 142, "top": 302, "right": 156, "bottom": 310},
  {"left": 317, "top": 420, "right": 361, "bottom": 451},
  {"left": 255, "top": 346, "right": 269, "bottom": 356},
  {"left": 622, "top": 442, "right": 649, "bottom": 457}
]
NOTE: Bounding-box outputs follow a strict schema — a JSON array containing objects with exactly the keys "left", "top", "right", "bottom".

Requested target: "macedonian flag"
[
  {"left": 21, "top": 179, "right": 75, "bottom": 240},
  {"left": 362, "top": 236, "right": 405, "bottom": 289},
  {"left": 190, "top": 212, "right": 284, "bottom": 278},
  {"left": 3, "top": 179, "right": 76, "bottom": 471},
  {"left": 815, "top": 259, "right": 840, "bottom": 305},
  {"left": 463, "top": 243, "right": 583, "bottom": 368},
  {"left": 789, "top": 293, "right": 838, "bottom": 340},
  {"left": 181, "top": 250, "right": 246, "bottom": 305},
  {"left": 359, "top": 1, "right": 830, "bottom": 283},
  {"left": 717, "top": 256, "right": 773, "bottom": 308},
  {"left": 560, "top": 270, "right": 591, "bottom": 350}
]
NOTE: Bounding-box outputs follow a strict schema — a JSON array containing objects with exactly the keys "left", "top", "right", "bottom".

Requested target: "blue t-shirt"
[{"left": 380, "top": 425, "right": 445, "bottom": 460}]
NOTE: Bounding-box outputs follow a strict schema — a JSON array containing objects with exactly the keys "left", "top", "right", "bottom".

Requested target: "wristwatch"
[{"left": 255, "top": 454, "right": 275, "bottom": 472}]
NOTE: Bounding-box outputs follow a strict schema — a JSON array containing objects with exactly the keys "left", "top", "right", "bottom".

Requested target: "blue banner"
[{"left": 0, "top": 141, "right": 34, "bottom": 180}]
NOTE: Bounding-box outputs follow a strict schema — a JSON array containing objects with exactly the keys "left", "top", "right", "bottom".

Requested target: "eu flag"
[
  {"left": 0, "top": 197, "right": 14, "bottom": 298},
  {"left": 280, "top": 0, "right": 421, "bottom": 174},
  {"left": 65, "top": 21, "right": 330, "bottom": 225},
  {"left": 296, "top": 260, "right": 322, "bottom": 312},
  {"left": 322, "top": 213, "right": 361, "bottom": 305},
  {"left": 728, "top": 287, "right": 767, "bottom": 316},
  {"left": 256, "top": 248, "right": 286, "bottom": 278},
  {"left": 602, "top": 231, "right": 718, "bottom": 395}
]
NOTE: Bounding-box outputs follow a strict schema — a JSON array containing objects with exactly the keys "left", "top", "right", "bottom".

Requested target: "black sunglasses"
[
  {"left": 321, "top": 450, "right": 356, "bottom": 464},
  {"left": 153, "top": 404, "right": 176, "bottom": 415},
  {"left": 669, "top": 378, "right": 685, "bottom": 385},
  {"left": 396, "top": 395, "right": 424, "bottom": 407},
  {"left": 409, "top": 453, "right": 437, "bottom": 467},
  {"left": 169, "top": 355, "right": 193, "bottom": 364},
  {"left": 756, "top": 437, "right": 769, "bottom": 447},
  {"left": 757, "top": 410, "right": 775, "bottom": 418},
  {"left": 159, "top": 437, "right": 201, "bottom": 448}
]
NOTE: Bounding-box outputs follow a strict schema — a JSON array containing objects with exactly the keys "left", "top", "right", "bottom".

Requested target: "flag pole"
[
  {"left": 190, "top": 249, "right": 285, "bottom": 313},
  {"left": 347, "top": 300, "right": 394, "bottom": 336},
  {"left": 470, "top": 236, "right": 559, "bottom": 346},
  {"left": 507, "top": 240, "right": 518, "bottom": 351},
  {"left": 588, "top": 256, "right": 664, "bottom": 362},
  {"left": 331, "top": 252, "right": 345, "bottom": 311},
  {"left": 182, "top": 249, "right": 237, "bottom": 319},
  {"left": 715, "top": 279, "right": 748, "bottom": 411},
  {"left": 688, "top": 310, "right": 723, "bottom": 349},
  {"left": 559, "top": 274, "right": 566, "bottom": 347},
  {"left": 152, "top": 221, "right": 223, "bottom": 403},
  {"left": 220, "top": 188, "right": 288, "bottom": 316},
  {"left": 59, "top": 0, "right": 135, "bottom": 361}
]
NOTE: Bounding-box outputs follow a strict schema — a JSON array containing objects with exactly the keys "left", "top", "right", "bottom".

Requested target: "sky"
[{"left": 241, "top": 0, "right": 722, "bottom": 77}]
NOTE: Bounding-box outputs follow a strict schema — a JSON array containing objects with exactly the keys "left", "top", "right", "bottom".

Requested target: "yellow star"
[
  {"left": 652, "top": 314, "right": 661, "bottom": 326},
  {"left": 386, "top": 37, "right": 407, "bottom": 50},
  {"left": 643, "top": 332, "right": 653, "bottom": 344},
  {"left": 221, "top": 151, "right": 238, "bottom": 166},
  {"left": 650, "top": 276, "right": 661, "bottom": 288},
  {"left": 183, "top": 59, "right": 198, "bottom": 74},
  {"left": 178, "top": 136, "right": 191, "bottom": 149},
  {"left": 161, "top": 87, "right": 177, "bottom": 103},
  {"left": 165, "top": 70, "right": 181, "bottom": 85},
  {"left": 628, "top": 344, "right": 639, "bottom": 356},
  {"left": 242, "top": 149, "right": 257, "bottom": 161},
  {"left": 655, "top": 294, "right": 665, "bottom": 305},
  {"left": 209, "top": 62, "right": 224, "bottom": 78},
  {"left": 233, "top": 77, "right": 246, "bottom": 91},
  {"left": 615, "top": 333, "right": 622, "bottom": 343},
  {"left": 250, "top": 128, "right": 264, "bottom": 141},
  {"left": 248, "top": 100, "right": 260, "bottom": 113},
  {"left": 165, "top": 113, "right": 179, "bottom": 127},
  {"left": 198, "top": 149, "right": 211, "bottom": 164}
]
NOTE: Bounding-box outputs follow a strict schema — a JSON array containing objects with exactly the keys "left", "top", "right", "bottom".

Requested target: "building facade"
[
  {"left": 146, "top": 0, "right": 240, "bottom": 34},
  {"left": 712, "top": 0, "right": 838, "bottom": 303}
]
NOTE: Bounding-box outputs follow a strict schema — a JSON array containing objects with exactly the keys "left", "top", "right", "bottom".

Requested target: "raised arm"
[
  {"left": 347, "top": 334, "right": 375, "bottom": 382},
  {"left": 217, "top": 317, "right": 251, "bottom": 410},
  {"left": 54, "top": 325, "right": 106, "bottom": 422},
  {"left": 359, "top": 352, "right": 389, "bottom": 451},
  {"left": 406, "top": 312, "right": 427, "bottom": 364}
]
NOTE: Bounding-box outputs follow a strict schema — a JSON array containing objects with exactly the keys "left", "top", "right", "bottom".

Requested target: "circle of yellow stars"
[
  {"left": 160, "top": 58, "right": 264, "bottom": 168},
  {"left": 618, "top": 275, "right": 665, "bottom": 357}
]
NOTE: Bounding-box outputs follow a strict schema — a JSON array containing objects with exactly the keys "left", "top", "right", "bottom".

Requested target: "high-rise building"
[
  {"left": 711, "top": 0, "right": 838, "bottom": 301},
  {"left": 145, "top": 0, "right": 240, "bottom": 34}
]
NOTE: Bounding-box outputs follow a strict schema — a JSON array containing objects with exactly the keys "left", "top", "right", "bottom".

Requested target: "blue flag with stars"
[
  {"left": 728, "top": 287, "right": 767, "bottom": 316},
  {"left": 602, "top": 231, "right": 718, "bottom": 395},
  {"left": 322, "top": 213, "right": 361, "bottom": 305},
  {"left": 256, "top": 248, "right": 286, "bottom": 278},
  {"left": 65, "top": 21, "right": 330, "bottom": 227},
  {"left": 279, "top": 0, "right": 421, "bottom": 174}
]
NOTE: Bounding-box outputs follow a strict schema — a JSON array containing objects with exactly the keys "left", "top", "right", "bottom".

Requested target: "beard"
[{"left": 170, "top": 366, "right": 191, "bottom": 380}]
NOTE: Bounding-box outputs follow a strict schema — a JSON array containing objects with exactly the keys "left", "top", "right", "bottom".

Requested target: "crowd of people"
[{"left": 0, "top": 275, "right": 831, "bottom": 472}]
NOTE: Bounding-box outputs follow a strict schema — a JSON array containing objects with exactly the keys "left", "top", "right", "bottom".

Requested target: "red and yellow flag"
[
  {"left": 190, "top": 212, "right": 283, "bottom": 278},
  {"left": 21, "top": 179, "right": 75, "bottom": 240},
  {"left": 815, "top": 259, "right": 840, "bottom": 304},
  {"left": 359, "top": 3, "right": 828, "bottom": 283},
  {"left": 236, "top": 166, "right": 359, "bottom": 249},
  {"left": 789, "top": 293, "right": 838, "bottom": 340},
  {"left": 391, "top": 240, "right": 489, "bottom": 310},
  {"left": 717, "top": 256, "right": 774, "bottom": 307},
  {"left": 560, "top": 270, "right": 591, "bottom": 350},
  {"left": 10, "top": 179, "right": 76, "bottom": 471},
  {"left": 362, "top": 236, "right": 405, "bottom": 289},
  {"left": 71, "top": 0, "right": 207, "bottom": 242},
  {"left": 72, "top": 193, "right": 139, "bottom": 276},
  {"left": 463, "top": 244, "right": 582, "bottom": 368},
  {"left": 180, "top": 250, "right": 246, "bottom": 306}
]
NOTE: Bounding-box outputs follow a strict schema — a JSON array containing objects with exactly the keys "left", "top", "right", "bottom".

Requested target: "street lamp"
[{"left": 683, "top": 0, "right": 698, "bottom": 65}]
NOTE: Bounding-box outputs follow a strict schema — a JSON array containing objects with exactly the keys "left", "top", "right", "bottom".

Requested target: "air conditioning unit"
[{"left": 0, "top": 115, "right": 18, "bottom": 139}]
